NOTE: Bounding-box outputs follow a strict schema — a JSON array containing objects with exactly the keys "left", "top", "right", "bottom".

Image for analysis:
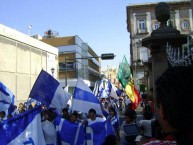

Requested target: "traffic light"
[{"left": 100, "top": 53, "right": 115, "bottom": 60}]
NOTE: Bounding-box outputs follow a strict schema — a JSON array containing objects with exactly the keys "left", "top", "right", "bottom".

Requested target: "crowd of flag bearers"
[
  {"left": 1, "top": 56, "right": 170, "bottom": 145},
  {"left": 2, "top": 57, "right": 192, "bottom": 145},
  {"left": 0, "top": 69, "right": 126, "bottom": 145},
  {"left": 0, "top": 56, "right": 158, "bottom": 145}
]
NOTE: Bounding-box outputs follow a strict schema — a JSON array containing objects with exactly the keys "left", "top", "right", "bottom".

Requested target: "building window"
[
  {"left": 181, "top": 19, "right": 189, "bottom": 30},
  {"left": 167, "top": 18, "right": 176, "bottom": 28},
  {"left": 137, "top": 19, "right": 146, "bottom": 33},
  {"left": 154, "top": 23, "right": 160, "bottom": 30},
  {"left": 59, "top": 62, "right": 76, "bottom": 71},
  {"left": 152, "top": 20, "right": 160, "bottom": 30}
]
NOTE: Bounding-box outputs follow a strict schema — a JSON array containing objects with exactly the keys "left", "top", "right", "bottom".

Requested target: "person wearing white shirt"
[{"left": 87, "top": 108, "right": 105, "bottom": 125}]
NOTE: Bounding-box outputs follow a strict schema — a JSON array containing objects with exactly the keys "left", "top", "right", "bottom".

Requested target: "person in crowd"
[
  {"left": 142, "top": 66, "right": 193, "bottom": 145},
  {"left": 105, "top": 96, "right": 111, "bottom": 108},
  {"left": 142, "top": 93, "right": 153, "bottom": 120},
  {"left": 100, "top": 101, "right": 109, "bottom": 119},
  {"left": 86, "top": 108, "right": 105, "bottom": 125},
  {"left": 126, "top": 103, "right": 134, "bottom": 112},
  {"left": 69, "top": 111, "right": 82, "bottom": 123},
  {"left": 147, "top": 88, "right": 155, "bottom": 116},
  {"left": 42, "top": 111, "right": 52, "bottom": 122},
  {"left": 107, "top": 107, "right": 120, "bottom": 141},
  {"left": 23, "top": 102, "right": 28, "bottom": 110},
  {"left": 62, "top": 107, "right": 70, "bottom": 120},
  {"left": 138, "top": 111, "right": 155, "bottom": 139},
  {"left": 101, "top": 97, "right": 106, "bottom": 107},
  {"left": 122, "top": 110, "right": 138, "bottom": 145},
  {"left": 84, "top": 108, "right": 109, "bottom": 145},
  {"left": 110, "top": 97, "right": 119, "bottom": 109},
  {"left": 12, "top": 105, "right": 19, "bottom": 116},
  {"left": 141, "top": 93, "right": 147, "bottom": 107},
  {"left": 28, "top": 104, "right": 34, "bottom": 110},
  {"left": 122, "top": 110, "right": 136, "bottom": 126},
  {"left": 118, "top": 97, "right": 123, "bottom": 113},
  {"left": 41, "top": 111, "right": 57, "bottom": 145},
  {"left": 18, "top": 103, "right": 26, "bottom": 113},
  {"left": 46, "top": 108, "right": 57, "bottom": 122}
]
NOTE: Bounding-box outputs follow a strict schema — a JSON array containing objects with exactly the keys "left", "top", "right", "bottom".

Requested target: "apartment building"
[
  {"left": 0, "top": 24, "right": 58, "bottom": 104},
  {"left": 126, "top": 0, "right": 192, "bottom": 90},
  {"left": 42, "top": 34, "right": 101, "bottom": 94}
]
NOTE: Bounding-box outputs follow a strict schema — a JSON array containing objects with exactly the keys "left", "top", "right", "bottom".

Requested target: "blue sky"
[{"left": 0, "top": 0, "right": 171, "bottom": 68}]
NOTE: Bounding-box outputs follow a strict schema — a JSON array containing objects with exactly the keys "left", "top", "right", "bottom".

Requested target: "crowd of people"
[
  {"left": 102, "top": 66, "right": 193, "bottom": 145},
  {"left": 120, "top": 66, "right": 193, "bottom": 145},
  {"left": 1, "top": 66, "right": 193, "bottom": 145}
]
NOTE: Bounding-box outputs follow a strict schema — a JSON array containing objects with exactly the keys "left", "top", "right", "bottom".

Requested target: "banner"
[{"left": 0, "top": 106, "right": 46, "bottom": 145}]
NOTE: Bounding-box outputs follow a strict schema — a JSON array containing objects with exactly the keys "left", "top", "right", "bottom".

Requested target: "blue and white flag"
[
  {"left": 98, "top": 80, "right": 109, "bottom": 99},
  {"left": 109, "top": 82, "right": 120, "bottom": 100},
  {"left": 55, "top": 117, "right": 84, "bottom": 145},
  {"left": 0, "top": 81, "right": 15, "bottom": 115},
  {"left": 42, "top": 120, "right": 57, "bottom": 145},
  {"left": 98, "top": 79, "right": 117, "bottom": 99},
  {"left": 86, "top": 120, "right": 115, "bottom": 145},
  {"left": 72, "top": 78, "right": 103, "bottom": 115},
  {"left": 93, "top": 81, "right": 99, "bottom": 97},
  {"left": 29, "top": 70, "right": 71, "bottom": 112},
  {"left": 0, "top": 106, "right": 46, "bottom": 145}
]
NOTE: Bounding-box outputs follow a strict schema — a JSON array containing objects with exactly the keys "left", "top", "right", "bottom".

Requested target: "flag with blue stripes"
[
  {"left": 0, "top": 81, "right": 15, "bottom": 115},
  {"left": 29, "top": 70, "right": 71, "bottom": 112},
  {"left": 109, "top": 81, "right": 120, "bottom": 100},
  {"left": 72, "top": 78, "right": 103, "bottom": 116},
  {"left": 85, "top": 120, "right": 115, "bottom": 145},
  {"left": 98, "top": 80, "right": 109, "bottom": 98},
  {"left": 0, "top": 106, "right": 46, "bottom": 145},
  {"left": 55, "top": 117, "right": 84, "bottom": 145},
  {"left": 93, "top": 81, "right": 99, "bottom": 97}
]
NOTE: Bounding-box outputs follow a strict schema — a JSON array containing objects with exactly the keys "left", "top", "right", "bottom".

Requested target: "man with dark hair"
[
  {"left": 87, "top": 108, "right": 105, "bottom": 123},
  {"left": 70, "top": 111, "right": 81, "bottom": 123},
  {"left": 84, "top": 108, "right": 108, "bottom": 145},
  {"left": 62, "top": 107, "right": 70, "bottom": 120},
  {"left": 154, "top": 66, "right": 193, "bottom": 145}
]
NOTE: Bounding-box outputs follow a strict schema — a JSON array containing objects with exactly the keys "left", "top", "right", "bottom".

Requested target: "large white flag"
[
  {"left": 0, "top": 106, "right": 46, "bottom": 145},
  {"left": 72, "top": 78, "right": 103, "bottom": 115},
  {"left": 29, "top": 70, "right": 71, "bottom": 112}
]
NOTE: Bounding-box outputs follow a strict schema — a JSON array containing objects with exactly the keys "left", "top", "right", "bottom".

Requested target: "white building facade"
[{"left": 0, "top": 24, "right": 58, "bottom": 104}]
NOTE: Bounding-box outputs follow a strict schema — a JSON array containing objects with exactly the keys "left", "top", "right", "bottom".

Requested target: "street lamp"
[
  {"left": 64, "top": 53, "right": 115, "bottom": 87},
  {"left": 51, "top": 67, "right": 55, "bottom": 76}
]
